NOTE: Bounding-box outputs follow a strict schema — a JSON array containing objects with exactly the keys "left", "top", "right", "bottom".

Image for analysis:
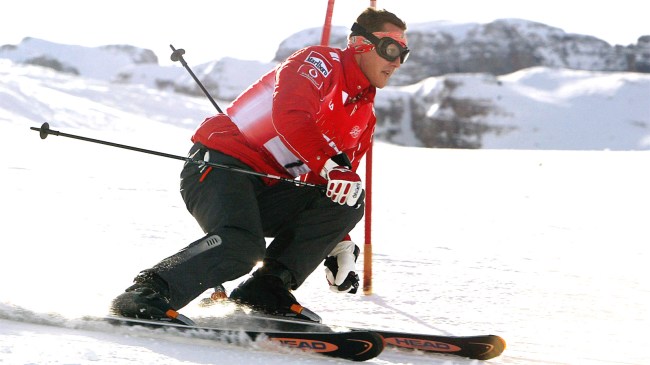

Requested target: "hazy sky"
[{"left": 2, "top": 0, "right": 647, "bottom": 66}]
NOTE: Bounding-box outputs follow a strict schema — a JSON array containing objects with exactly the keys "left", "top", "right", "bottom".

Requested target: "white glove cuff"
[
  {"left": 328, "top": 240, "right": 356, "bottom": 257},
  {"left": 319, "top": 157, "right": 340, "bottom": 179}
]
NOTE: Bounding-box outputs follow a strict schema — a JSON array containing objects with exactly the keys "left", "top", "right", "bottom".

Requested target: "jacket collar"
[{"left": 341, "top": 47, "right": 374, "bottom": 101}]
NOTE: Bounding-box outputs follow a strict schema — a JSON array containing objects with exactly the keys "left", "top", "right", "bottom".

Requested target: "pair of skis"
[{"left": 106, "top": 312, "right": 506, "bottom": 362}]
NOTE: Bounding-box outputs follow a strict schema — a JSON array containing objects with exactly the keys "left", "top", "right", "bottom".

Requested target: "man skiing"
[{"left": 111, "top": 7, "right": 409, "bottom": 322}]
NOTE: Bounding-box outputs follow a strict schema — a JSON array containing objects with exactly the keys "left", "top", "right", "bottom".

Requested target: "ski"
[
  {"left": 204, "top": 310, "right": 506, "bottom": 360},
  {"left": 369, "top": 330, "right": 505, "bottom": 360},
  {"left": 104, "top": 315, "right": 384, "bottom": 362}
]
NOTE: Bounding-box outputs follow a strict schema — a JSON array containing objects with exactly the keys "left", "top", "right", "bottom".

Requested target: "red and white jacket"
[{"left": 191, "top": 45, "right": 376, "bottom": 185}]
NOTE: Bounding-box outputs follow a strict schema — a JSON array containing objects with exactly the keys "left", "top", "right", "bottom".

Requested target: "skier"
[{"left": 111, "top": 7, "right": 409, "bottom": 322}]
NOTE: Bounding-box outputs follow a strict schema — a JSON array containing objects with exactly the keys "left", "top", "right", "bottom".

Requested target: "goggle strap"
[{"left": 351, "top": 23, "right": 382, "bottom": 45}]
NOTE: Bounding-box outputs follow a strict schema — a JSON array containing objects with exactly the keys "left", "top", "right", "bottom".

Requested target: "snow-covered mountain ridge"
[
  {"left": 3, "top": 19, "right": 648, "bottom": 92},
  {"left": 277, "top": 19, "right": 650, "bottom": 85},
  {"left": 1, "top": 19, "right": 649, "bottom": 150}
]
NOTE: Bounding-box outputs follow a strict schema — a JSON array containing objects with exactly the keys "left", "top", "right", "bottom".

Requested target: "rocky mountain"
[
  {"left": 2, "top": 19, "right": 649, "bottom": 150},
  {"left": 277, "top": 19, "right": 650, "bottom": 86}
]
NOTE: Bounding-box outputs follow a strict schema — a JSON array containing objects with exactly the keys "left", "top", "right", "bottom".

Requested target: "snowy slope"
[{"left": 1, "top": 58, "right": 649, "bottom": 365}]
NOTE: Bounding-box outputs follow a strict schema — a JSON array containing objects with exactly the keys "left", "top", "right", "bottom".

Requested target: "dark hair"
[{"left": 355, "top": 7, "right": 406, "bottom": 32}]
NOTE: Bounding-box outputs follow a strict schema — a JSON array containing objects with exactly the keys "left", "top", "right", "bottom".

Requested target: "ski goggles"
[{"left": 350, "top": 22, "right": 410, "bottom": 64}]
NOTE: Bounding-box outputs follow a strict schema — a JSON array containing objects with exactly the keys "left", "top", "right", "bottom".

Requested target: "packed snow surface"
[{"left": 1, "top": 60, "right": 648, "bottom": 365}]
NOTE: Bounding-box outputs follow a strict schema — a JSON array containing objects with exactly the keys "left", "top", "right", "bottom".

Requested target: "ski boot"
[
  {"left": 110, "top": 270, "right": 194, "bottom": 325},
  {"left": 230, "top": 260, "right": 321, "bottom": 323}
]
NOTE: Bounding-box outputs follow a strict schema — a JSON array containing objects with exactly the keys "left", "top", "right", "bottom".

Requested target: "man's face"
[{"left": 357, "top": 23, "right": 406, "bottom": 89}]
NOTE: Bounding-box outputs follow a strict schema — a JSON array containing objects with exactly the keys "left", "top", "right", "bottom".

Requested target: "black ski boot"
[
  {"left": 230, "top": 260, "right": 321, "bottom": 323},
  {"left": 110, "top": 270, "right": 193, "bottom": 325}
]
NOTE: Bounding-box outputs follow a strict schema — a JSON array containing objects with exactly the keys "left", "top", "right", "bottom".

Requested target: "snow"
[
  {"left": 2, "top": 38, "right": 152, "bottom": 80},
  {"left": 1, "top": 60, "right": 649, "bottom": 364},
  {"left": 446, "top": 68, "right": 650, "bottom": 150}
]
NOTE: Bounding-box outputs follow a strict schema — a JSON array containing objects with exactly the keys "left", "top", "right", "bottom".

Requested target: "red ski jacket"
[{"left": 191, "top": 45, "right": 376, "bottom": 185}]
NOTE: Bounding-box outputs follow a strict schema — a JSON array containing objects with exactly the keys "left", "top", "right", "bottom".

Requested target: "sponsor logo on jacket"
[
  {"left": 305, "top": 51, "right": 331, "bottom": 77},
  {"left": 298, "top": 51, "right": 333, "bottom": 90}
]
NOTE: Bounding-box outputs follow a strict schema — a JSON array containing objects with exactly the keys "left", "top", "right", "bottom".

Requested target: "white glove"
[
  {"left": 324, "top": 240, "right": 360, "bottom": 293},
  {"left": 320, "top": 156, "right": 363, "bottom": 207}
]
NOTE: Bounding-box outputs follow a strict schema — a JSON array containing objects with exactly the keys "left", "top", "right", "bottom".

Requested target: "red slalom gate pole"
[
  {"left": 363, "top": 143, "right": 373, "bottom": 295},
  {"left": 320, "top": 0, "right": 335, "bottom": 46},
  {"left": 362, "top": 0, "right": 377, "bottom": 295}
]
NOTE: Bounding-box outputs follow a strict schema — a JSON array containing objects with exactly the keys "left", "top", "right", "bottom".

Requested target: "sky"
[{"left": 2, "top": 0, "right": 648, "bottom": 66}]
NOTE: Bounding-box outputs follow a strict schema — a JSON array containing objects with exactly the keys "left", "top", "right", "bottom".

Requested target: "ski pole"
[
  {"left": 30, "top": 122, "right": 324, "bottom": 189},
  {"left": 169, "top": 44, "right": 223, "bottom": 113}
]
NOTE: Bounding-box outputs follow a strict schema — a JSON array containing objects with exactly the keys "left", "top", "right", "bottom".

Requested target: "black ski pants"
[{"left": 153, "top": 143, "right": 364, "bottom": 310}]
